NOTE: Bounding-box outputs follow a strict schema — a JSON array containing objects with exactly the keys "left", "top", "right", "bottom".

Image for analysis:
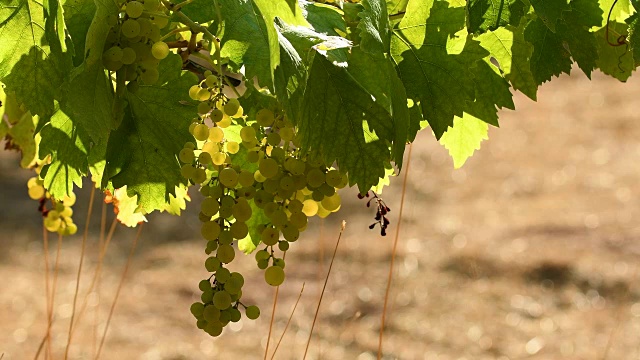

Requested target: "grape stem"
[
  {"left": 169, "top": 0, "right": 194, "bottom": 12},
  {"left": 159, "top": 26, "right": 191, "bottom": 42}
]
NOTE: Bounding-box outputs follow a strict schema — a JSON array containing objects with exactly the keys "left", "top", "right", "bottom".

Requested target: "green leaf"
[
  {"left": 63, "top": 0, "right": 96, "bottom": 66},
  {"left": 439, "top": 113, "right": 488, "bottom": 168},
  {"left": 39, "top": 108, "right": 89, "bottom": 197},
  {"left": 299, "top": 0, "right": 346, "bottom": 36},
  {"left": 390, "top": 0, "right": 487, "bottom": 138},
  {"left": 628, "top": 13, "right": 640, "bottom": 64},
  {"left": 599, "top": 0, "right": 632, "bottom": 26},
  {"left": 105, "top": 55, "right": 199, "bottom": 213},
  {"left": 299, "top": 54, "right": 392, "bottom": 191},
  {"left": 595, "top": 21, "right": 634, "bottom": 81},
  {"left": 358, "top": 0, "right": 390, "bottom": 55},
  {"left": 478, "top": 23, "right": 538, "bottom": 100},
  {"left": 238, "top": 200, "right": 269, "bottom": 254},
  {"left": 6, "top": 111, "right": 38, "bottom": 168},
  {"left": 0, "top": 0, "right": 70, "bottom": 119},
  {"left": 179, "top": 0, "right": 216, "bottom": 23},
  {"left": 218, "top": 0, "right": 308, "bottom": 88},
  {"left": 558, "top": 21, "right": 599, "bottom": 77},
  {"left": 529, "top": 0, "right": 570, "bottom": 31},
  {"left": 349, "top": 48, "right": 410, "bottom": 167},
  {"left": 524, "top": 17, "right": 572, "bottom": 85},
  {"left": 386, "top": 0, "right": 409, "bottom": 14},
  {"left": 465, "top": 59, "right": 515, "bottom": 127},
  {"left": 275, "top": 18, "right": 352, "bottom": 67},
  {"left": 466, "top": 0, "right": 526, "bottom": 34}
]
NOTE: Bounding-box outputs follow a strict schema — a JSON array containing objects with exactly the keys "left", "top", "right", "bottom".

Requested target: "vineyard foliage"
[{"left": 1, "top": 0, "right": 640, "bottom": 335}]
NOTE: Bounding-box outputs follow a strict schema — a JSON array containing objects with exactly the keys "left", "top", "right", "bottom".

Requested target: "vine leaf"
[
  {"left": 524, "top": 17, "right": 572, "bottom": 85},
  {"left": 218, "top": 0, "right": 308, "bottom": 88},
  {"left": 104, "top": 55, "right": 198, "bottom": 213},
  {"left": 6, "top": 111, "right": 39, "bottom": 169},
  {"left": 299, "top": 0, "right": 346, "bottom": 36},
  {"left": 465, "top": 59, "right": 515, "bottom": 127},
  {"left": 595, "top": 21, "right": 634, "bottom": 81},
  {"left": 466, "top": 0, "right": 526, "bottom": 34},
  {"left": 478, "top": 24, "right": 538, "bottom": 100},
  {"left": 390, "top": 0, "right": 487, "bottom": 139},
  {"left": 386, "top": 0, "right": 408, "bottom": 14},
  {"left": 299, "top": 54, "right": 392, "bottom": 191},
  {"left": 528, "top": 0, "right": 570, "bottom": 31},
  {"left": 439, "top": 113, "right": 488, "bottom": 169},
  {"left": 62, "top": 0, "right": 97, "bottom": 66},
  {"left": 358, "top": 0, "right": 390, "bottom": 55},
  {"left": 0, "top": 0, "right": 70, "bottom": 120}
]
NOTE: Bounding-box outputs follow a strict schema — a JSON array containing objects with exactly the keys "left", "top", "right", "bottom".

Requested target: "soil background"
[{"left": 1, "top": 69, "right": 640, "bottom": 360}]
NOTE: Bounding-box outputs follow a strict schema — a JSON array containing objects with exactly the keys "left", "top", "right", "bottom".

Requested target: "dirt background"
[{"left": 2, "top": 69, "right": 640, "bottom": 360}]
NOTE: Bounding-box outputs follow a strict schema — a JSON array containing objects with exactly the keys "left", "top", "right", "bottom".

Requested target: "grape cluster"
[
  {"left": 28, "top": 177, "right": 78, "bottom": 236},
  {"left": 181, "top": 79, "right": 348, "bottom": 337},
  {"left": 102, "top": 0, "right": 170, "bottom": 89}
]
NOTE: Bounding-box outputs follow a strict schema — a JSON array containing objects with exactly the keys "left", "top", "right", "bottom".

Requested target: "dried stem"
[{"left": 270, "top": 283, "right": 305, "bottom": 360}]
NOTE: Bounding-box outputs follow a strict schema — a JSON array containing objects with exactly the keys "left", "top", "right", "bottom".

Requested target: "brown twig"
[
  {"left": 303, "top": 221, "right": 347, "bottom": 359},
  {"left": 270, "top": 283, "right": 305, "bottom": 360},
  {"left": 377, "top": 143, "right": 413, "bottom": 359}
]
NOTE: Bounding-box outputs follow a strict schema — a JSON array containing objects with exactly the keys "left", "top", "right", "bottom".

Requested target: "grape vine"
[{"left": 2, "top": 0, "right": 640, "bottom": 340}]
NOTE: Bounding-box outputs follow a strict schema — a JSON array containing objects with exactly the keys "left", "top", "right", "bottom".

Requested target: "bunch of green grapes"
[
  {"left": 102, "top": 0, "right": 170, "bottom": 88},
  {"left": 28, "top": 177, "right": 78, "bottom": 236},
  {"left": 180, "top": 78, "right": 347, "bottom": 336}
]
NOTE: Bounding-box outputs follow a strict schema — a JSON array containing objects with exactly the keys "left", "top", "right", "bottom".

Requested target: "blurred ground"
[{"left": 2, "top": 69, "right": 640, "bottom": 360}]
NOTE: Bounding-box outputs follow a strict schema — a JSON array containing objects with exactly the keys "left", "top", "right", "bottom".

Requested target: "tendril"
[{"left": 605, "top": 0, "right": 629, "bottom": 73}]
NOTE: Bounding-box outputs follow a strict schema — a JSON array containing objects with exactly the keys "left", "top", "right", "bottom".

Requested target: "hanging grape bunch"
[
  {"left": 28, "top": 176, "right": 78, "bottom": 236},
  {"left": 102, "top": 0, "right": 170, "bottom": 89},
  {"left": 180, "top": 73, "right": 348, "bottom": 337}
]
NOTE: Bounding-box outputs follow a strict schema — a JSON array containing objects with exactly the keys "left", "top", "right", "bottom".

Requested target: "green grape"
[
  {"left": 104, "top": 46, "right": 123, "bottom": 62},
  {"left": 203, "top": 304, "right": 221, "bottom": 322},
  {"left": 278, "top": 240, "right": 289, "bottom": 251},
  {"left": 238, "top": 171, "right": 255, "bottom": 187},
  {"left": 271, "top": 210, "right": 288, "bottom": 228},
  {"left": 229, "top": 308, "right": 242, "bottom": 322},
  {"left": 287, "top": 199, "right": 304, "bottom": 213},
  {"left": 280, "top": 126, "right": 295, "bottom": 141},
  {"left": 210, "top": 109, "right": 224, "bottom": 123},
  {"left": 181, "top": 164, "right": 196, "bottom": 179},
  {"left": 216, "top": 267, "right": 231, "bottom": 283},
  {"left": 206, "top": 240, "right": 218, "bottom": 253},
  {"left": 190, "top": 302, "right": 205, "bottom": 317},
  {"left": 121, "top": 47, "right": 137, "bottom": 65},
  {"left": 261, "top": 227, "right": 279, "bottom": 246},
  {"left": 325, "top": 169, "right": 342, "bottom": 187},
  {"left": 196, "top": 319, "right": 207, "bottom": 329},
  {"left": 218, "top": 231, "right": 233, "bottom": 245},
  {"left": 254, "top": 170, "right": 267, "bottom": 183},
  {"left": 221, "top": 196, "right": 235, "bottom": 209},
  {"left": 143, "top": 0, "right": 159, "bottom": 10},
  {"left": 193, "top": 168, "right": 207, "bottom": 184},
  {"left": 121, "top": 19, "right": 141, "bottom": 38},
  {"left": 197, "top": 87, "right": 211, "bottom": 101},
  {"left": 240, "top": 126, "right": 257, "bottom": 142},
  {"left": 205, "top": 74, "right": 217, "bottom": 88},
  {"left": 212, "top": 152, "right": 227, "bottom": 166},
  {"left": 226, "top": 141, "right": 240, "bottom": 154},
  {"left": 282, "top": 225, "right": 299, "bottom": 242},
  {"left": 229, "top": 221, "right": 248, "bottom": 239},
  {"left": 256, "top": 109, "right": 274, "bottom": 127},
  {"left": 198, "top": 152, "right": 212, "bottom": 165},
  {"left": 257, "top": 259, "right": 269, "bottom": 269},
  {"left": 219, "top": 310, "right": 231, "bottom": 324},
  {"left": 224, "top": 281, "right": 241, "bottom": 295},
  {"left": 217, "top": 244, "right": 235, "bottom": 263},
  {"left": 259, "top": 158, "right": 279, "bottom": 178},
  {"left": 247, "top": 151, "right": 260, "bottom": 163},
  {"left": 139, "top": 68, "right": 159, "bottom": 84},
  {"left": 213, "top": 291, "right": 232, "bottom": 310},
  {"left": 28, "top": 185, "right": 45, "bottom": 200},
  {"left": 289, "top": 211, "right": 308, "bottom": 229},
  {"left": 273, "top": 258, "right": 285, "bottom": 269},
  {"left": 223, "top": 98, "right": 240, "bottom": 116},
  {"left": 199, "top": 279, "right": 212, "bottom": 291},
  {"left": 125, "top": 1, "right": 144, "bottom": 18},
  {"left": 199, "top": 212, "right": 211, "bottom": 223},
  {"left": 311, "top": 190, "right": 325, "bottom": 202},
  {"left": 321, "top": 193, "right": 341, "bottom": 212},
  {"left": 193, "top": 124, "right": 210, "bottom": 141},
  {"left": 263, "top": 202, "right": 278, "bottom": 217},
  {"left": 317, "top": 203, "right": 331, "bottom": 218},
  {"left": 205, "top": 256, "right": 221, "bottom": 272},
  {"left": 197, "top": 101, "right": 211, "bottom": 115},
  {"left": 208, "top": 127, "right": 224, "bottom": 142},
  {"left": 137, "top": 17, "right": 152, "bottom": 37},
  {"left": 201, "top": 197, "right": 219, "bottom": 216},
  {"left": 231, "top": 203, "right": 252, "bottom": 222},
  {"left": 179, "top": 148, "right": 195, "bottom": 163},
  {"left": 219, "top": 168, "right": 239, "bottom": 188},
  {"left": 279, "top": 176, "right": 295, "bottom": 191},
  {"left": 189, "top": 85, "right": 201, "bottom": 100},
  {"left": 205, "top": 322, "right": 223, "bottom": 337},
  {"left": 238, "top": 186, "right": 256, "bottom": 199},
  {"left": 270, "top": 147, "right": 285, "bottom": 163},
  {"left": 151, "top": 41, "right": 169, "bottom": 59},
  {"left": 245, "top": 305, "right": 260, "bottom": 320},
  {"left": 103, "top": 59, "right": 123, "bottom": 72},
  {"left": 264, "top": 266, "right": 285, "bottom": 286},
  {"left": 302, "top": 199, "right": 319, "bottom": 217},
  {"left": 107, "top": 14, "right": 118, "bottom": 26},
  {"left": 229, "top": 272, "right": 245, "bottom": 287},
  {"left": 306, "top": 168, "right": 326, "bottom": 188},
  {"left": 201, "top": 221, "right": 221, "bottom": 240},
  {"left": 255, "top": 249, "right": 270, "bottom": 261},
  {"left": 201, "top": 289, "right": 214, "bottom": 303},
  {"left": 150, "top": 14, "right": 169, "bottom": 29},
  {"left": 64, "top": 223, "right": 78, "bottom": 236},
  {"left": 267, "top": 132, "right": 281, "bottom": 146},
  {"left": 319, "top": 183, "right": 336, "bottom": 197}
]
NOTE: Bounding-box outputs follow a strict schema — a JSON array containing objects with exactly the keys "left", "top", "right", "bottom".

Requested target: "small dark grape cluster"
[{"left": 358, "top": 191, "right": 391, "bottom": 236}]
